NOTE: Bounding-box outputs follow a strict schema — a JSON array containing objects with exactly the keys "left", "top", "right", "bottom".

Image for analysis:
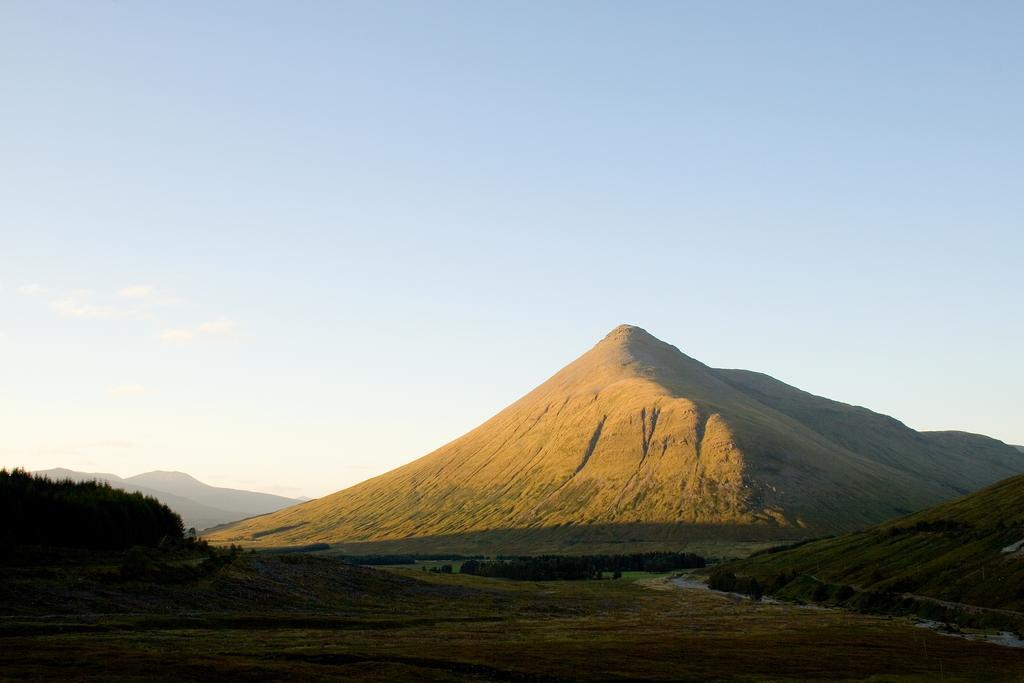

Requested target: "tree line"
[
  {"left": 0, "top": 468, "right": 184, "bottom": 550},
  {"left": 461, "top": 552, "right": 705, "bottom": 581},
  {"left": 338, "top": 553, "right": 487, "bottom": 565},
  {"left": 707, "top": 567, "right": 765, "bottom": 600}
]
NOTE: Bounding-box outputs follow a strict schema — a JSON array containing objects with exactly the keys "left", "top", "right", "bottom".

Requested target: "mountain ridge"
[
  {"left": 33, "top": 468, "right": 303, "bottom": 531},
  {"left": 207, "top": 325, "right": 1023, "bottom": 550},
  {"left": 124, "top": 470, "right": 302, "bottom": 516}
]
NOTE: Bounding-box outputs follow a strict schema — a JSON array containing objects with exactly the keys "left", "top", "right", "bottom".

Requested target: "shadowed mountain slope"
[{"left": 208, "top": 325, "right": 1022, "bottom": 549}]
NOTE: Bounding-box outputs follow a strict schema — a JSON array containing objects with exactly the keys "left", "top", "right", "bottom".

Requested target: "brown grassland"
[{"left": 3, "top": 553, "right": 1024, "bottom": 681}]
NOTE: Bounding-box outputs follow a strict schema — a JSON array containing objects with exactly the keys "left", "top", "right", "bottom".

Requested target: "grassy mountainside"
[
  {"left": 713, "top": 371, "right": 1023, "bottom": 496},
  {"left": 208, "top": 325, "right": 1023, "bottom": 550},
  {"left": 719, "top": 473, "right": 1024, "bottom": 614}
]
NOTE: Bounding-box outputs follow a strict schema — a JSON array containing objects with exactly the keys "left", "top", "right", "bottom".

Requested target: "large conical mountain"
[{"left": 208, "top": 325, "right": 1023, "bottom": 550}]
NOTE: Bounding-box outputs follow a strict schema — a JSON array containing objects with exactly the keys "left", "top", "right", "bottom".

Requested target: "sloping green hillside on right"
[{"left": 722, "top": 473, "right": 1024, "bottom": 612}]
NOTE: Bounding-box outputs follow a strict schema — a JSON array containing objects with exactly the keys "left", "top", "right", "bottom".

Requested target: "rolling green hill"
[
  {"left": 717, "top": 473, "right": 1024, "bottom": 615},
  {"left": 208, "top": 325, "right": 1023, "bottom": 552}
]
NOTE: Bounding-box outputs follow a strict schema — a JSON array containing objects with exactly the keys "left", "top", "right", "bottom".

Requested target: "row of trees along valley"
[{"left": 460, "top": 552, "right": 706, "bottom": 581}]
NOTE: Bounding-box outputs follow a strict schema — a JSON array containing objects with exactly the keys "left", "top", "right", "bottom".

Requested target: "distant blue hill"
[{"left": 33, "top": 468, "right": 305, "bottom": 532}]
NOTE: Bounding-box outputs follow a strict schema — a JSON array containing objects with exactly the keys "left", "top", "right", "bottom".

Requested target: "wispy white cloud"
[
  {"left": 45, "top": 285, "right": 179, "bottom": 321},
  {"left": 51, "top": 290, "right": 121, "bottom": 319},
  {"left": 118, "top": 284, "right": 155, "bottom": 299},
  {"left": 160, "top": 319, "right": 237, "bottom": 345},
  {"left": 17, "top": 283, "right": 46, "bottom": 295},
  {"left": 197, "top": 319, "right": 236, "bottom": 336},
  {"left": 23, "top": 284, "right": 236, "bottom": 347},
  {"left": 160, "top": 328, "right": 196, "bottom": 344},
  {"left": 109, "top": 383, "right": 147, "bottom": 397}
]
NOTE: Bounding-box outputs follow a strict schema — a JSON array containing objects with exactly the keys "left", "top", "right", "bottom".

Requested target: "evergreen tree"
[{"left": 0, "top": 468, "right": 184, "bottom": 550}]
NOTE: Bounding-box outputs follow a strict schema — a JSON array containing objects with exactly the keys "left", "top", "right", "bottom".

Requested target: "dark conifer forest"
[{"left": 1, "top": 468, "right": 184, "bottom": 550}]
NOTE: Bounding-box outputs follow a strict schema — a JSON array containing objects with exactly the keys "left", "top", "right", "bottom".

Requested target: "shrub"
[{"left": 835, "top": 584, "right": 856, "bottom": 602}]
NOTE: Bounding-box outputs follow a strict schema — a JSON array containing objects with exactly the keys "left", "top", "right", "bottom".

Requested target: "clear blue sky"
[{"left": 2, "top": 1, "right": 1021, "bottom": 497}]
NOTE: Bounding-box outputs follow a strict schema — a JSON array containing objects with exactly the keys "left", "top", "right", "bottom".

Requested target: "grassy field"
[{"left": 3, "top": 551, "right": 1024, "bottom": 681}]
